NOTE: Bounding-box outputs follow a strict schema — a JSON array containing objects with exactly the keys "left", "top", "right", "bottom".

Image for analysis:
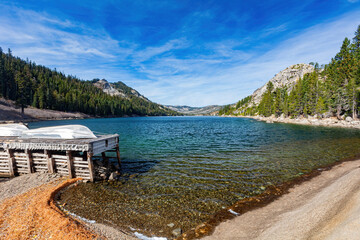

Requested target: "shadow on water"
[
  {"left": 119, "top": 158, "right": 160, "bottom": 175},
  {"left": 102, "top": 155, "right": 160, "bottom": 180}
]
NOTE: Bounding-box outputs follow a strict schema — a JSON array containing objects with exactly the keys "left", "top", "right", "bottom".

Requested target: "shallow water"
[{"left": 29, "top": 116, "right": 360, "bottom": 238}]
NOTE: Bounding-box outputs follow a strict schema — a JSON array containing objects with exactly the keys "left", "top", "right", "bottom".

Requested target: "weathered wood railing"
[{"left": 0, "top": 134, "right": 120, "bottom": 182}]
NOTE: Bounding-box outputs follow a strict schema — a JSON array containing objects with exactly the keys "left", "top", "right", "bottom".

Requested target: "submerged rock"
[{"left": 109, "top": 172, "right": 118, "bottom": 181}]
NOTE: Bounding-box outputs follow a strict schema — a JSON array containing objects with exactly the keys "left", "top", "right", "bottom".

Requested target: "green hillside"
[{"left": 0, "top": 49, "right": 179, "bottom": 117}]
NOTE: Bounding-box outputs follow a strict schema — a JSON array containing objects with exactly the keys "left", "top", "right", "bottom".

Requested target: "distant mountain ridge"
[
  {"left": 92, "top": 78, "right": 180, "bottom": 114},
  {"left": 166, "top": 105, "right": 221, "bottom": 115},
  {"left": 92, "top": 79, "right": 220, "bottom": 116}
]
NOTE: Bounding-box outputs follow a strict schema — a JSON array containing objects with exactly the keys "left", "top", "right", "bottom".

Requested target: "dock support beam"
[
  {"left": 25, "top": 150, "right": 34, "bottom": 173},
  {"left": 101, "top": 152, "right": 109, "bottom": 167},
  {"left": 7, "top": 149, "right": 16, "bottom": 177},
  {"left": 115, "top": 144, "right": 121, "bottom": 170},
  {"left": 87, "top": 152, "right": 95, "bottom": 182},
  {"left": 45, "top": 150, "right": 55, "bottom": 173},
  {"left": 66, "top": 151, "right": 74, "bottom": 179}
]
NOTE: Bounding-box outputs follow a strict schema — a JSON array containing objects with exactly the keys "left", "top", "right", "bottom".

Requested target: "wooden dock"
[{"left": 0, "top": 134, "right": 120, "bottom": 182}]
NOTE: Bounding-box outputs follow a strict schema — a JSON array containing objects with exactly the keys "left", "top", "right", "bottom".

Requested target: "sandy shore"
[
  {"left": 0, "top": 174, "right": 137, "bottom": 240},
  {"left": 202, "top": 159, "right": 360, "bottom": 240}
]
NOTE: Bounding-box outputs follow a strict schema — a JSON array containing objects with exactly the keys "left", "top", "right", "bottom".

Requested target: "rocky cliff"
[
  {"left": 250, "top": 63, "right": 314, "bottom": 105},
  {"left": 93, "top": 79, "right": 150, "bottom": 101}
]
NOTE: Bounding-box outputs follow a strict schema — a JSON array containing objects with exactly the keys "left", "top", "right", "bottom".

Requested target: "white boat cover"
[
  {"left": 20, "top": 125, "right": 97, "bottom": 139},
  {"left": 0, "top": 124, "right": 29, "bottom": 136}
]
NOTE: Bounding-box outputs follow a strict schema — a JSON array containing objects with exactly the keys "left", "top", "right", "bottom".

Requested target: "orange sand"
[{"left": 0, "top": 178, "right": 100, "bottom": 240}]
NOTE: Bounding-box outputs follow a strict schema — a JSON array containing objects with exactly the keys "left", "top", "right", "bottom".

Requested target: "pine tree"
[
  {"left": 347, "top": 77, "right": 358, "bottom": 119},
  {"left": 352, "top": 25, "right": 360, "bottom": 58},
  {"left": 258, "top": 82, "right": 274, "bottom": 117},
  {"left": 15, "top": 71, "right": 28, "bottom": 114},
  {"left": 315, "top": 96, "right": 325, "bottom": 115},
  {"left": 273, "top": 88, "right": 282, "bottom": 117}
]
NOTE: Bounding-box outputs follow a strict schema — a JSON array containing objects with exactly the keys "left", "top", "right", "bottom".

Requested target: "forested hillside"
[
  {"left": 0, "top": 49, "right": 179, "bottom": 117},
  {"left": 220, "top": 25, "right": 360, "bottom": 120}
]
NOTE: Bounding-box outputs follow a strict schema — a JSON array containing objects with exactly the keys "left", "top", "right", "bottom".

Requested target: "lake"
[{"left": 29, "top": 116, "right": 360, "bottom": 238}]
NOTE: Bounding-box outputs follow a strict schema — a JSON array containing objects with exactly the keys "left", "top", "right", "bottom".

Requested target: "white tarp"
[
  {"left": 0, "top": 124, "right": 29, "bottom": 136},
  {"left": 20, "top": 125, "right": 97, "bottom": 139}
]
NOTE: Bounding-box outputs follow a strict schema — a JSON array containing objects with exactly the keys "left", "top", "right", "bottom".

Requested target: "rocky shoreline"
[{"left": 227, "top": 115, "right": 360, "bottom": 129}]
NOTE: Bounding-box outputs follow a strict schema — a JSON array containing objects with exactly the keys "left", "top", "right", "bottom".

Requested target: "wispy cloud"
[
  {"left": 0, "top": 5, "right": 126, "bottom": 65},
  {"left": 0, "top": 2, "right": 359, "bottom": 106},
  {"left": 132, "top": 38, "right": 189, "bottom": 63},
  {"left": 131, "top": 10, "right": 360, "bottom": 106}
]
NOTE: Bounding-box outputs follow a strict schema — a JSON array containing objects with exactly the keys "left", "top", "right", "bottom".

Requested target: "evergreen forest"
[{"left": 0, "top": 49, "right": 179, "bottom": 117}]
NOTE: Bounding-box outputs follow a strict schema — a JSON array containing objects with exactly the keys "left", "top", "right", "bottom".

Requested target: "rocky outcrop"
[
  {"left": 93, "top": 79, "right": 149, "bottom": 101},
  {"left": 93, "top": 79, "right": 126, "bottom": 98},
  {"left": 251, "top": 64, "right": 315, "bottom": 106}
]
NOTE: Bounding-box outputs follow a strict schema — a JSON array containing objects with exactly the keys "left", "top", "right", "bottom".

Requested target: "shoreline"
[
  {"left": 0, "top": 97, "right": 176, "bottom": 125},
  {"left": 224, "top": 114, "right": 360, "bottom": 129},
  {"left": 0, "top": 174, "right": 136, "bottom": 240},
  {"left": 177, "top": 153, "right": 360, "bottom": 239},
  {"left": 2, "top": 156, "right": 360, "bottom": 240},
  {"left": 2, "top": 116, "right": 360, "bottom": 239},
  {"left": 201, "top": 158, "right": 360, "bottom": 240}
]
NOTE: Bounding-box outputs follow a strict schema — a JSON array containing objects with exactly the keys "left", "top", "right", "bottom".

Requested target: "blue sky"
[{"left": 0, "top": 0, "right": 360, "bottom": 106}]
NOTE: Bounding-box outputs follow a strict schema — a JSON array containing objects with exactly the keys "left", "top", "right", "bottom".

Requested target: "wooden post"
[
  {"left": 115, "top": 144, "right": 121, "bottom": 170},
  {"left": 66, "top": 150, "right": 74, "bottom": 178},
  {"left": 45, "top": 150, "right": 55, "bottom": 173},
  {"left": 7, "top": 149, "right": 16, "bottom": 177},
  {"left": 25, "top": 150, "right": 34, "bottom": 173},
  {"left": 101, "top": 152, "right": 109, "bottom": 167},
  {"left": 87, "top": 152, "right": 95, "bottom": 182}
]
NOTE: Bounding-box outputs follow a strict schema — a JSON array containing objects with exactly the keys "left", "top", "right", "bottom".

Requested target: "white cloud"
[
  {"left": 131, "top": 10, "right": 360, "bottom": 106},
  {"left": 0, "top": 4, "right": 359, "bottom": 107},
  {"left": 132, "top": 38, "right": 189, "bottom": 63},
  {"left": 0, "top": 5, "right": 128, "bottom": 66}
]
